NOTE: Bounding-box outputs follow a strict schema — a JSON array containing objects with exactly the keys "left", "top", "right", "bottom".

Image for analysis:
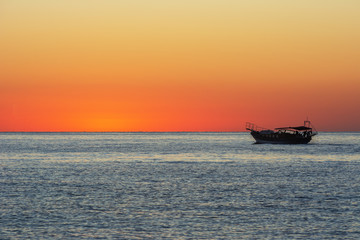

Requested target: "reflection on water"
[{"left": 1, "top": 132, "right": 360, "bottom": 239}]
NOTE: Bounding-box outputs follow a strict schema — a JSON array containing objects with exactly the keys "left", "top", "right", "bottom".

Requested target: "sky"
[{"left": 1, "top": 0, "right": 359, "bottom": 131}]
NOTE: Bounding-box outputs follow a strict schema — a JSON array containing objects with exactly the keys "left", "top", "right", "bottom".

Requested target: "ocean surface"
[{"left": 1, "top": 132, "right": 360, "bottom": 239}]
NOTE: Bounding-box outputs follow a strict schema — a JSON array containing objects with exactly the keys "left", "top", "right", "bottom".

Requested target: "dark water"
[{"left": 1, "top": 132, "right": 360, "bottom": 239}]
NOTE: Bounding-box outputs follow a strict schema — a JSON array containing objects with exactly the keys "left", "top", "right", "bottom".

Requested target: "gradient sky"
[{"left": 1, "top": 0, "right": 359, "bottom": 131}]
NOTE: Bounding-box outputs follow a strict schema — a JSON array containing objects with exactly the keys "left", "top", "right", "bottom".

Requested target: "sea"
[{"left": 1, "top": 132, "right": 360, "bottom": 239}]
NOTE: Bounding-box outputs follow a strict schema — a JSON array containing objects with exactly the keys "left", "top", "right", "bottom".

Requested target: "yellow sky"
[{"left": 1, "top": 1, "right": 360, "bottom": 131}]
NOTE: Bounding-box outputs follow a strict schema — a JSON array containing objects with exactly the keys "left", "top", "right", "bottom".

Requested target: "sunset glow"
[{"left": 1, "top": 1, "right": 360, "bottom": 131}]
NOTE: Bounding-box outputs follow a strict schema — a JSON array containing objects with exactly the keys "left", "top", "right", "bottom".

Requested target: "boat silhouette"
[{"left": 246, "top": 120, "right": 317, "bottom": 144}]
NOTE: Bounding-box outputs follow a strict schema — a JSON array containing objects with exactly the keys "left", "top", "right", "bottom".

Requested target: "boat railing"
[
  {"left": 310, "top": 124, "right": 318, "bottom": 136},
  {"left": 304, "top": 120, "right": 318, "bottom": 136},
  {"left": 245, "top": 122, "right": 269, "bottom": 132}
]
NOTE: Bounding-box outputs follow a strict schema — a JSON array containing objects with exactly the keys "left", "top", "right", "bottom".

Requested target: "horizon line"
[{"left": 0, "top": 130, "right": 359, "bottom": 133}]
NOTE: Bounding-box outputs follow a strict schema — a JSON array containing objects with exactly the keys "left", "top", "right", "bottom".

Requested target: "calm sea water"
[{"left": 1, "top": 132, "right": 360, "bottom": 239}]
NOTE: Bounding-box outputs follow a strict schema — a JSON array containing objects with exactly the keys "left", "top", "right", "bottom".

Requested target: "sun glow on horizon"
[{"left": 1, "top": 1, "right": 360, "bottom": 132}]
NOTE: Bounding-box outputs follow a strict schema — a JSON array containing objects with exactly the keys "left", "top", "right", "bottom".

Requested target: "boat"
[{"left": 246, "top": 120, "right": 317, "bottom": 144}]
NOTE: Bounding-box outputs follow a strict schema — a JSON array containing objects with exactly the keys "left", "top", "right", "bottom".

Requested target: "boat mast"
[{"left": 304, "top": 116, "right": 310, "bottom": 128}]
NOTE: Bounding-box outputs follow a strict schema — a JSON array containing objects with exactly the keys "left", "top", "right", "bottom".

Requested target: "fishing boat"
[{"left": 246, "top": 120, "right": 317, "bottom": 144}]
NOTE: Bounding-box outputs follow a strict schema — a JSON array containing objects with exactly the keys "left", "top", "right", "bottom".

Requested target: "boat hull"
[{"left": 250, "top": 131, "right": 312, "bottom": 144}]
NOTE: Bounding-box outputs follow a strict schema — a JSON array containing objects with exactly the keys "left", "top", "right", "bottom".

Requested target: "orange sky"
[{"left": 1, "top": 1, "right": 360, "bottom": 131}]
